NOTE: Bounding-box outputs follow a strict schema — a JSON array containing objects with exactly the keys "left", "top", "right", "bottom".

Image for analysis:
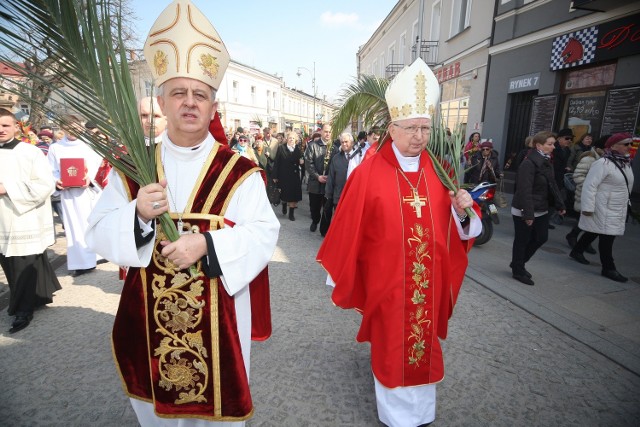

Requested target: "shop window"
[
  {"left": 440, "top": 97, "right": 469, "bottom": 133},
  {"left": 455, "top": 75, "right": 472, "bottom": 98},
  {"left": 560, "top": 90, "right": 606, "bottom": 140}
]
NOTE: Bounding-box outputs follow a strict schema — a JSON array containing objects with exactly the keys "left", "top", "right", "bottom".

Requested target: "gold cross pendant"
[{"left": 403, "top": 189, "right": 427, "bottom": 218}]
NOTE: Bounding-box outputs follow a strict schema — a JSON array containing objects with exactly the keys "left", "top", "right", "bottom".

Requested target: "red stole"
[
  {"left": 112, "top": 142, "right": 269, "bottom": 420},
  {"left": 317, "top": 141, "right": 476, "bottom": 388}
]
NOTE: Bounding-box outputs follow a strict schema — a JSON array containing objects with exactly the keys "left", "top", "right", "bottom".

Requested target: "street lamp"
[{"left": 297, "top": 61, "right": 316, "bottom": 133}]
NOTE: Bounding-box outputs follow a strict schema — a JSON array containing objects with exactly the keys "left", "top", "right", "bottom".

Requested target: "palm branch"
[
  {"left": 330, "top": 74, "right": 474, "bottom": 217},
  {"left": 0, "top": 0, "right": 182, "bottom": 243},
  {"left": 330, "top": 74, "right": 391, "bottom": 140}
]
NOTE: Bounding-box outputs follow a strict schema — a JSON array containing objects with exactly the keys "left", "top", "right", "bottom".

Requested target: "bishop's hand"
[
  {"left": 136, "top": 178, "right": 169, "bottom": 223},
  {"left": 449, "top": 189, "right": 473, "bottom": 217},
  {"left": 160, "top": 233, "right": 207, "bottom": 270}
]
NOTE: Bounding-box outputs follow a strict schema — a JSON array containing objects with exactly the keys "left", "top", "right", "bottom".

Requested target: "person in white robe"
[
  {"left": 85, "top": 2, "right": 279, "bottom": 425},
  {"left": 0, "top": 108, "right": 61, "bottom": 333},
  {"left": 47, "top": 129, "right": 103, "bottom": 276}
]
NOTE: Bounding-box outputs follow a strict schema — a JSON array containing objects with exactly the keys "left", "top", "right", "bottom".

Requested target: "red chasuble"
[
  {"left": 317, "top": 141, "right": 477, "bottom": 388},
  {"left": 112, "top": 142, "right": 270, "bottom": 421}
]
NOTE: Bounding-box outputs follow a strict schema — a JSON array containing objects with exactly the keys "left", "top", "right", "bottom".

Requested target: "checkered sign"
[{"left": 550, "top": 26, "right": 598, "bottom": 70}]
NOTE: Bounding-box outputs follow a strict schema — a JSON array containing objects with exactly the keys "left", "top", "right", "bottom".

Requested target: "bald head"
[{"left": 138, "top": 96, "right": 166, "bottom": 138}]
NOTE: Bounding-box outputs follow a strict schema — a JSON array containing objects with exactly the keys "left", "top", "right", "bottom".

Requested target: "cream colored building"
[{"left": 357, "top": 0, "right": 492, "bottom": 139}]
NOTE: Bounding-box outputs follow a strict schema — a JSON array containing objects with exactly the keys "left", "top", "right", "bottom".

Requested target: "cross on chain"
[{"left": 403, "top": 189, "right": 427, "bottom": 218}]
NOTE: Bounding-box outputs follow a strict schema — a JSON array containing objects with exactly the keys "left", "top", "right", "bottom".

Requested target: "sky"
[{"left": 129, "top": 0, "right": 395, "bottom": 101}]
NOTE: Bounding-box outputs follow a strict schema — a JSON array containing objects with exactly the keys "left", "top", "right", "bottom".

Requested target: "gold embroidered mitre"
[
  {"left": 143, "top": 0, "right": 230, "bottom": 90},
  {"left": 385, "top": 58, "right": 440, "bottom": 122}
]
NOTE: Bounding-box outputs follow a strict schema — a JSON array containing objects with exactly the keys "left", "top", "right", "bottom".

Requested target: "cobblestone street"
[{"left": 1, "top": 201, "right": 639, "bottom": 426}]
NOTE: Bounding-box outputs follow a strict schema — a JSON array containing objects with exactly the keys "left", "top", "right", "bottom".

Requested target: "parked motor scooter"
[{"left": 465, "top": 181, "right": 499, "bottom": 246}]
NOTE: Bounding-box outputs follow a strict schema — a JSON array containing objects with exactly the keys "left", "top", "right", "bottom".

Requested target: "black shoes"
[
  {"left": 310, "top": 222, "right": 318, "bottom": 232},
  {"left": 565, "top": 233, "right": 577, "bottom": 248},
  {"left": 282, "top": 203, "right": 287, "bottom": 215},
  {"left": 513, "top": 273, "right": 534, "bottom": 286},
  {"left": 10, "top": 313, "right": 33, "bottom": 333},
  {"left": 289, "top": 208, "right": 295, "bottom": 221},
  {"left": 509, "top": 263, "right": 532, "bottom": 279},
  {"left": 569, "top": 251, "right": 590, "bottom": 265},
  {"left": 602, "top": 269, "right": 628, "bottom": 283},
  {"left": 585, "top": 244, "right": 597, "bottom": 255},
  {"left": 72, "top": 267, "right": 96, "bottom": 277}
]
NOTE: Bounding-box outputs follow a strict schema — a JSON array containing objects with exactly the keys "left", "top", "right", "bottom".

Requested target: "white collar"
[{"left": 391, "top": 142, "right": 420, "bottom": 172}]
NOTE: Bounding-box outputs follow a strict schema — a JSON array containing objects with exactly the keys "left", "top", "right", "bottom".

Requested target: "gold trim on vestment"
[
  {"left": 201, "top": 151, "right": 238, "bottom": 213},
  {"left": 220, "top": 167, "right": 262, "bottom": 216}
]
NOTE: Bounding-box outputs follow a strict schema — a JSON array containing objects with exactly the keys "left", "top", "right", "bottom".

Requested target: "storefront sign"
[
  {"left": 596, "top": 13, "right": 640, "bottom": 61},
  {"left": 550, "top": 13, "right": 640, "bottom": 71},
  {"left": 508, "top": 73, "right": 540, "bottom": 93},
  {"left": 435, "top": 62, "right": 460, "bottom": 83},
  {"left": 563, "top": 93, "right": 606, "bottom": 139}
]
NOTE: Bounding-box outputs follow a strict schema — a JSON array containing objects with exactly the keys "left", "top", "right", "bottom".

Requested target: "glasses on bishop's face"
[{"left": 392, "top": 123, "right": 431, "bottom": 135}]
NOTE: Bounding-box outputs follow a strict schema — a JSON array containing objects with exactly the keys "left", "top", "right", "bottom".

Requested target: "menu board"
[
  {"left": 529, "top": 95, "right": 558, "bottom": 135},
  {"left": 563, "top": 93, "right": 606, "bottom": 140},
  {"left": 600, "top": 86, "right": 640, "bottom": 137}
]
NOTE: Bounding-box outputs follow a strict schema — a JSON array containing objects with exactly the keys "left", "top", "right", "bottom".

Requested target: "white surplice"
[
  {"left": 86, "top": 132, "right": 280, "bottom": 427},
  {"left": 0, "top": 141, "right": 55, "bottom": 256},
  {"left": 48, "top": 137, "right": 103, "bottom": 270}
]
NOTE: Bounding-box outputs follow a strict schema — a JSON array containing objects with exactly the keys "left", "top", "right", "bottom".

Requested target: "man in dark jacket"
[
  {"left": 322, "top": 132, "right": 355, "bottom": 236},
  {"left": 305, "top": 123, "right": 338, "bottom": 232}
]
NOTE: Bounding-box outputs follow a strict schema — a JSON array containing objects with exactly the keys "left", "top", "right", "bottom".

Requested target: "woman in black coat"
[
  {"left": 273, "top": 132, "right": 304, "bottom": 221},
  {"left": 510, "top": 131, "right": 566, "bottom": 286}
]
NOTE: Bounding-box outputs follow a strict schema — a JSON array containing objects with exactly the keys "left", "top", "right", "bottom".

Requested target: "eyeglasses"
[
  {"left": 619, "top": 142, "right": 632, "bottom": 146},
  {"left": 392, "top": 123, "right": 431, "bottom": 135},
  {"left": 481, "top": 148, "right": 492, "bottom": 151}
]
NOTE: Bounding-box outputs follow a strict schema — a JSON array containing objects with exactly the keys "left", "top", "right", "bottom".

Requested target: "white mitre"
[
  {"left": 143, "top": 0, "right": 230, "bottom": 89},
  {"left": 385, "top": 58, "right": 440, "bottom": 122}
]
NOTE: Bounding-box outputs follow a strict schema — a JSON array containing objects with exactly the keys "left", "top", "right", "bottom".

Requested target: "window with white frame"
[
  {"left": 232, "top": 81, "right": 238, "bottom": 103},
  {"left": 267, "top": 90, "right": 271, "bottom": 113},
  {"left": 273, "top": 91, "right": 277, "bottom": 109},
  {"left": 372, "top": 60, "right": 378, "bottom": 77},
  {"left": 388, "top": 43, "right": 396, "bottom": 65},
  {"left": 400, "top": 33, "right": 406, "bottom": 64},
  {"left": 451, "top": 0, "right": 472, "bottom": 37},
  {"left": 431, "top": 1, "right": 441, "bottom": 41},
  {"left": 251, "top": 86, "right": 256, "bottom": 105},
  {"left": 380, "top": 53, "right": 385, "bottom": 76}
]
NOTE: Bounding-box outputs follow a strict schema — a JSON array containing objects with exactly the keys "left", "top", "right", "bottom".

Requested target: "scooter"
[{"left": 465, "top": 181, "right": 500, "bottom": 246}]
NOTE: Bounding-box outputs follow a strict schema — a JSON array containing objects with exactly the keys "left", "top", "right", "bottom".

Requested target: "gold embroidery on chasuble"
[
  {"left": 150, "top": 225, "right": 210, "bottom": 405},
  {"left": 398, "top": 169, "right": 434, "bottom": 369}
]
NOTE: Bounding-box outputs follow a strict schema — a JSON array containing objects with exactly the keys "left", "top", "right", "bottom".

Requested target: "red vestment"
[
  {"left": 317, "top": 141, "right": 476, "bottom": 388},
  {"left": 113, "top": 143, "right": 270, "bottom": 420}
]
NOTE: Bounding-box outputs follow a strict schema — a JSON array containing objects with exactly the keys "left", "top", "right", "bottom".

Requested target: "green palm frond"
[
  {"left": 0, "top": 0, "right": 182, "bottom": 241},
  {"left": 331, "top": 74, "right": 390, "bottom": 139}
]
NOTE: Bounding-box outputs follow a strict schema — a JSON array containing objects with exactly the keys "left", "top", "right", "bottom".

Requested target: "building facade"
[
  {"left": 357, "top": 0, "right": 492, "bottom": 140},
  {"left": 484, "top": 0, "right": 640, "bottom": 191}
]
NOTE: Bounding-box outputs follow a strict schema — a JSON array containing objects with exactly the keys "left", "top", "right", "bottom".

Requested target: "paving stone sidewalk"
[{"left": 1, "top": 200, "right": 639, "bottom": 426}]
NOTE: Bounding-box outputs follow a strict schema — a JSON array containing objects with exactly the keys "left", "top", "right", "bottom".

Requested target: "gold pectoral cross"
[{"left": 403, "top": 189, "right": 427, "bottom": 218}]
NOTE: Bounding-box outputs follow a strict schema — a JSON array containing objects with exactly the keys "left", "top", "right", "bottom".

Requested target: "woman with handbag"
[
  {"left": 272, "top": 132, "right": 303, "bottom": 221},
  {"left": 569, "top": 133, "right": 635, "bottom": 282}
]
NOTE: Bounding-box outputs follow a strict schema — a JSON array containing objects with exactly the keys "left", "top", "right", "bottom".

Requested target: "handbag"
[
  {"left": 563, "top": 172, "right": 577, "bottom": 192},
  {"left": 267, "top": 181, "right": 281, "bottom": 206},
  {"left": 494, "top": 179, "right": 508, "bottom": 208}
]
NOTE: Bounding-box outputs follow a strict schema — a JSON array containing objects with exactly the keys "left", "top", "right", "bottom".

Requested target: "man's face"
[
  {"left": 264, "top": 130, "right": 271, "bottom": 139},
  {"left": 139, "top": 97, "right": 167, "bottom": 138},
  {"left": 388, "top": 118, "right": 431, "bottom": 157},
  {"left": 0, "top": 116, "right": 18, "bottom": 143},
  {"left": 321, "top": 125, "right": 332, "bottom": 142},
  {"left": 340, "top": 137, "right": 354, "bottom": 153},
  {"left": 367, "top": 132, "right": 380, "bottom": 144},
  {"left": 558, "top": 135, "right": 573, "bottom": 147},
  {"left": 157, "top": 77, "right": 217, "bottom": 147}
]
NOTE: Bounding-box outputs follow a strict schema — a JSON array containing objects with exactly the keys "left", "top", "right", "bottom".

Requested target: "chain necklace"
[
  {"left": 162, "top": 144, "right": 207, "bottom": 234},
  {"left": 397, "top": 168, "right": 427, "bottom": 218}
]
